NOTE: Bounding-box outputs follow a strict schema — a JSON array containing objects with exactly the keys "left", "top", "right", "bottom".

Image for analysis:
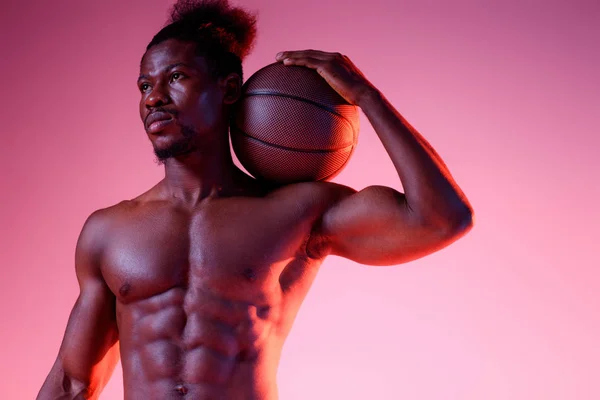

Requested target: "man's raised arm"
[
  {"left": 38, "top": 211, "right": 119, "bottom": 400},
  {"left": 276, "top": 50, "right": 473, "bottom": 265}
]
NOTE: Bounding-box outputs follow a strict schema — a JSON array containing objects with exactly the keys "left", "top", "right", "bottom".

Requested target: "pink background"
[{"left": 1, "top": 0, "right": 599, "bottom": 398}]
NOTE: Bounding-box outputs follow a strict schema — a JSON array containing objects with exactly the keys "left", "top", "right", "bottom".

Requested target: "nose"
[{"left": 145, "top": 84, "right": 171, "bottom": 109}]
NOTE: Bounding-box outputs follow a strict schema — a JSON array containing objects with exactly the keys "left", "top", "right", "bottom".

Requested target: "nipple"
[{"left": 119, "top": 283, "right": 131, "bottom": 297}]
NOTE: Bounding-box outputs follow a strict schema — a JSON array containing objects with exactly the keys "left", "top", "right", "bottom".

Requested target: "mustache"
[{"left": 145, "top": 107, "right": 179, "bottom": 124}]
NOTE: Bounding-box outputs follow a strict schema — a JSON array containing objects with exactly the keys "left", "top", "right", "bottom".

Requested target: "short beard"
[{"left": 153, "top": 123, "right": 198, "bottom": 165}]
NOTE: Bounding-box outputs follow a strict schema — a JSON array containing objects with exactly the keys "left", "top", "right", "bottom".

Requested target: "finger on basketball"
[
  {"left": 281, "top": 56, "right": 323, "bottom": 70},
  {"left": 276, "top": 50, "right": 331, "bottom": 61}
]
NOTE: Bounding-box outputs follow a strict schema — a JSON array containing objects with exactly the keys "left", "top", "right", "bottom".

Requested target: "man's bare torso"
[{"left": 97, "top": 179, "right": 342, "bottom": 399}]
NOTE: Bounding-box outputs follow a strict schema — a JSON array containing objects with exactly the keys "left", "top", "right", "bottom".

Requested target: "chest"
[{"left": 101, "top": 197, "right": 318, "bottom": 303}]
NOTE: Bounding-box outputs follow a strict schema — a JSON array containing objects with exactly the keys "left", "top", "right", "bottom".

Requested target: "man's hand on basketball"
[{"left": 276, "top": 50, "right": 375, "bottom": 106}]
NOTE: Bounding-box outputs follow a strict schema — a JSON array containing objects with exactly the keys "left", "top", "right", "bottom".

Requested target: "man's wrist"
[{"left": 356, "top": 85, "right": 383, "bottom": 110}]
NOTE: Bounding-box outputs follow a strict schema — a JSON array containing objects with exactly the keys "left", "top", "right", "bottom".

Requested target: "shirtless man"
[{"left": 38, "top": 1, "right": 473, "bottom": 399}]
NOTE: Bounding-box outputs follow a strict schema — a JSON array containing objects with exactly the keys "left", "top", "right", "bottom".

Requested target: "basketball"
[{"left": 230, "top": 62, "right": 360, "bottom": 184}]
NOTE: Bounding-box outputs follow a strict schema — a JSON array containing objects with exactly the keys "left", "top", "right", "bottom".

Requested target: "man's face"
[{"left": 138, "top": 39, "right": 226, "bottom": 162}]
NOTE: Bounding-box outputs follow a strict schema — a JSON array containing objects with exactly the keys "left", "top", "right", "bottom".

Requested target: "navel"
[{"left": 174, "top": 384, "right": 188, "bottom": 395}]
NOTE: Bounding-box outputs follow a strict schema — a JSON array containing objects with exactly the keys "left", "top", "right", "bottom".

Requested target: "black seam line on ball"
[
  {"left": 231, "top": 126, "right": 355, "bottom": 154},
  {"left": 242, "top": 91, "right": 354, "bottom": 123}
]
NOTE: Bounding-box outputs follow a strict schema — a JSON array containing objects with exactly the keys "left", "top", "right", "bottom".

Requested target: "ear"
[{"left": 220, "top": 73, "right": 242, "bottom": 105}]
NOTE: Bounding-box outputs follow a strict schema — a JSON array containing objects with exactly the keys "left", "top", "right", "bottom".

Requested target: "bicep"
[
  {"left": 57, "top": 212, "right": 119, "bottom": 394},
  {"left": 313, "top": 185, "right": 457, "bottom": 265}
]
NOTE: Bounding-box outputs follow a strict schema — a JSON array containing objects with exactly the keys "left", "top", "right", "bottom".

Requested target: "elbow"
[
  {"left": 419, "top": 201, "right": 474, "bottom": 240},
  {"left": 38, "top": 363, "right": 94, "bottom": 400},
  {"left": 59, "top": 373, "right": 94, "bottom": 400},
  {"left": 443, "top": 204, "right": 474, "bottom": 239},
  {"left": 415, "top": 194, "right": 474, "bottom": 237}
]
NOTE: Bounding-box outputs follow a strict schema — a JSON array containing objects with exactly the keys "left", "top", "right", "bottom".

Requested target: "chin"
[{"left": 153, "top": 136, "right": 196, "bottom": 162}]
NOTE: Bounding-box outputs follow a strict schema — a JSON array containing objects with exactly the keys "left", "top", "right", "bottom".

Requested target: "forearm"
[{"left": 358, "top": 88, "right": 473, "bottom": 228}]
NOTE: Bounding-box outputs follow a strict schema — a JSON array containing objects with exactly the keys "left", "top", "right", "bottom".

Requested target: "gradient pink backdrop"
[{"left": 1, "top": 0, "right": 599, "bottom": 399}]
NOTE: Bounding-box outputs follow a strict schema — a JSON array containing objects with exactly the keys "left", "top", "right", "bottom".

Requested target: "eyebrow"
[{"left": 137, "top": 62, "right": 193, "bottom": 83}]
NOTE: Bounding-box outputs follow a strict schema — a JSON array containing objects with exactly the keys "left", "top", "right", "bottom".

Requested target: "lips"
[{"left": 145, "top": 111, "right": 174, "bottom": 133}]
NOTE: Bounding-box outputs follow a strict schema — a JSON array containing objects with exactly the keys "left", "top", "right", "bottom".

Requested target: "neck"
[{"left": 160, "top": 141, "right": 245, "bottom": 205}]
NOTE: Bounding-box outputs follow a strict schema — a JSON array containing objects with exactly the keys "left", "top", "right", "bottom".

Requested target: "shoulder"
[
  {"left": 81, "top": 200, "right": 134, "bottom": 233},
  {"left": 75, "top": 200, "right": 136, "bottom": 266}
]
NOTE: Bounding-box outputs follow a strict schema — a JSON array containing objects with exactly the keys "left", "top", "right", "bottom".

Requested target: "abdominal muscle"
[{"left": 116, "top": 284, "right": 287, "bottom": 400}]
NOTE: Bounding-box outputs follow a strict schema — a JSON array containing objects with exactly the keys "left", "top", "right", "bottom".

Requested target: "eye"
[
  {"left": 139, "top": 82, "right": 151, "bottom": 93},
  {"left": 170, "top": 72, "right": 184, "bottom": 82}
]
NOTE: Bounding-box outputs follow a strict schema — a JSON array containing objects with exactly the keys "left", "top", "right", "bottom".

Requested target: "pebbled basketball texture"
[{"left": 230, "top": 62, "right": 360, "bottom": 184}]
